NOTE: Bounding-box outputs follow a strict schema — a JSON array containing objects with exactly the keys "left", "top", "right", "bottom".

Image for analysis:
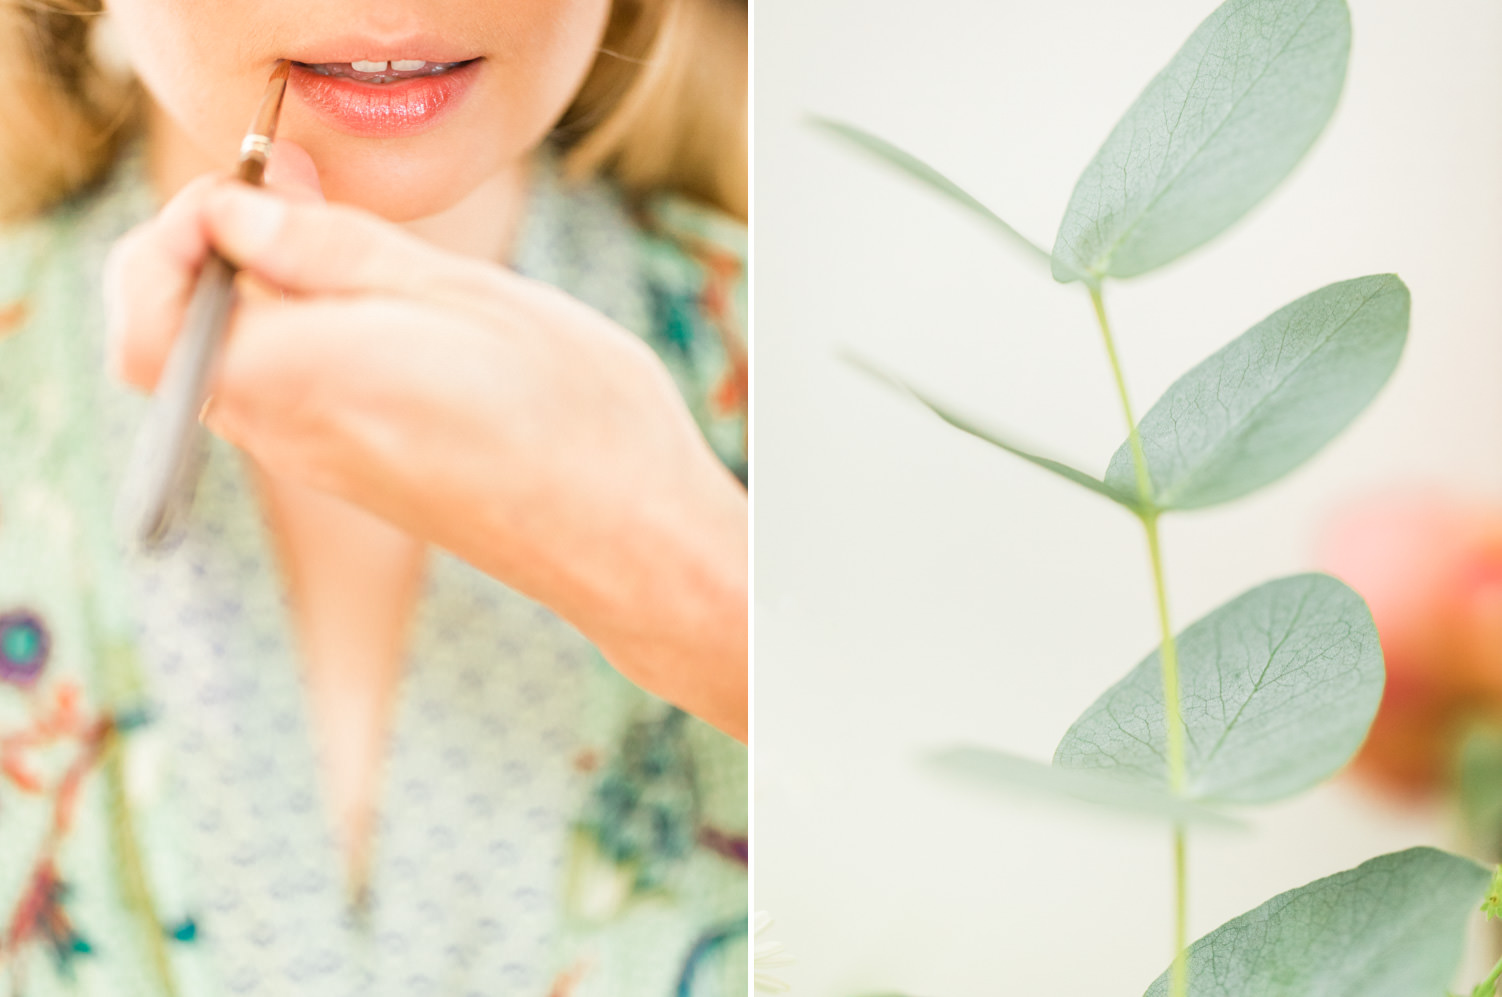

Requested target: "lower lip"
[{"left": 288, "top": 60, "right": 481, "bottom": 138}]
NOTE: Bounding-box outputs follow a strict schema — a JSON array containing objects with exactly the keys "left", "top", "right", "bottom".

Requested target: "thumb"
[
  {"left": 201, "top": 183, "right": 511, "bottom": 310},
  {"left": 263, "top": 139, "right": 324, "bottom": 202}
]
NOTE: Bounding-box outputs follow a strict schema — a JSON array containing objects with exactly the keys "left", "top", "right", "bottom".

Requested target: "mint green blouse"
[{"left": 0, "top": 141, "right": 747, "bottom": 997}]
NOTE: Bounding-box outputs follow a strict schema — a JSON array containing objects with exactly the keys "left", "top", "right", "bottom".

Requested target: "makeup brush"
[{"left": 118, "top": 60, "right": 291, "bottom": 552}]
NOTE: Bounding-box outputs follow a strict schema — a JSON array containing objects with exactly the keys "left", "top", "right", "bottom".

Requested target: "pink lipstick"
[{"left": 289, "top": 58, "right": 481, "bottom": 138}]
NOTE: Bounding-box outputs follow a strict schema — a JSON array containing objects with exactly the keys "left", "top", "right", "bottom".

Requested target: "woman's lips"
[{"left": 288, "top": 59, "right": 481, "bottom": 138}]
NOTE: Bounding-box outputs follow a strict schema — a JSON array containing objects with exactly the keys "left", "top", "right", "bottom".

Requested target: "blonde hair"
[{"left": 0, "top": 0, "right": 747, "bottom": 223}]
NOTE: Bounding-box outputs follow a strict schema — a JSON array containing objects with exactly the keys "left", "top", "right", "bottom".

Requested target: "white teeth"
[
  {"left": 351, "top": 60, "right": 388, "bottom": 73},
  {"left": 390, "top": 60, "right": 426, "bottom": 71}
]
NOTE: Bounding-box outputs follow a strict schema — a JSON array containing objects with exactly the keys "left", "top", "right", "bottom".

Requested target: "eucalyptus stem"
[
  {"left": 1089, "top": 286, "right": 1152, "bottom": 503},
  {"left": 1470, "top": 953, "right": 1502, "bottom": 997},
  {"left": 1089, "top": 283, "right": 1190, "bottom": 997},
  {"left": 1143, "top": 516, "right": 1187, "bottom": 796}
]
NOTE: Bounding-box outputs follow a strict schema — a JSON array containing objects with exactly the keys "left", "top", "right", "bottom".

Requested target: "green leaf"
[
  {"left": 1052, "top": 0, "right": 1351, "bottom": 281},
  {"left": 807, "top": 117, "right": 1067, "bottom": 275},
  {"left": 1105, "top": 274, "right": 1409, "bottom": 511},
  {"left": 843, "top": 352, "right": 1143, "bottom": 512},
  {"left": 1055, "top": 573, "right": 1383, "bottom": 805},
  {"left": 1482, "top": 865, "right": 1502, "bottom": 922},
  {"left": 1142, "top": 847, "right": 1489, "bottom": 997},
  {"left": 926, "top": 746, "right": 1241, "bottom": 828}
]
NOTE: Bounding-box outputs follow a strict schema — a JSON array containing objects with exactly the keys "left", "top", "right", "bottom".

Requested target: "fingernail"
[
  {"left": 210, "top": 185, "right": 287, "bottom": 262},
  {"left": 199, "top": 394, "right": 231, "bottom": 438}
]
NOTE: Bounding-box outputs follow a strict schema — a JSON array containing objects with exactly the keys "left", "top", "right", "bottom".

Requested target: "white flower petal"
[
  {"left": 755, "top": 972, "right": 793, "bottom": 994},
  {"left": 751, "top": 910, "right": 795, "bottom": 991}
]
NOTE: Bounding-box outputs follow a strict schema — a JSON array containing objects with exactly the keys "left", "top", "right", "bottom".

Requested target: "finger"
[
  {"left": 103, "top": 173, "right": 227, "bottom": 390},
  {"left": 236, "top": 142, "right": 323, "bottom": 308},
  {"left": 199, "top": 294, "right": 492, "bottom": 497},
  {"left": 105, "top": 139, "right": 326, "bottom": 392},
  {"left": 105, "top": 135, "right": 324, "bottom": 388},
  {"left": 201, "top": 184, "right": 517, "bottom": 313}
]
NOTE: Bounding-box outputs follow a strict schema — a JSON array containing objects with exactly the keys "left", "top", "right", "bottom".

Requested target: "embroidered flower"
[
  {"left": 676, "top": 917, "right": 755, "bottom": 996},
  {"left": 0, "top": 609, "right": 51, "bottom": 687},
  {"left": 699, "top": 826, "right": 749, "bottom": 866},
  {"left": 5, "top": 860, "right": 93, "bottom": 976},
  {"left": 567, "top": 708, "right": 702, "bottom": 921},
  {"left": 0, "top": 683, "right": 122, "bottom": 984}
]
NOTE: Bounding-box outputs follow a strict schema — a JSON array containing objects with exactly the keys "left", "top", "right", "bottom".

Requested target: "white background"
[{"left": 753, "top": 0, "right": 1502, "bottom": 993}]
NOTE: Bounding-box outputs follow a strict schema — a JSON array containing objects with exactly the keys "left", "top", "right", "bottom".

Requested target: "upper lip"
[{"left": 285, "top": 32, "right": 482, "bottom": 65}]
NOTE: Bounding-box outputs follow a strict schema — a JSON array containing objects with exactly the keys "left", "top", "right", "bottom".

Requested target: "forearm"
[
  {"left": 387, "top": 411, "right": 749, "bottom": 741},
  {"left": 467, "top": 448, "right": 748, "bottom": 742},
  {"left": 584, "top": 459, "right": 749, "bottom": 743}
]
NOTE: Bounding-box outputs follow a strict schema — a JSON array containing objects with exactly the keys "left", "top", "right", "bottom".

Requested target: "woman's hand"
[{"left": 103, "top": 145, "right": 748, "bottom": 742}]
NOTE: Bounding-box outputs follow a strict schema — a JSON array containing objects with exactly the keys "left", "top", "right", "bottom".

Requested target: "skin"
[
  {"left": 109, "top": 0, "right": 610, "bottom": 224},
  {"left": 99, "top": 0, "right": 749, "bottom": 876}
]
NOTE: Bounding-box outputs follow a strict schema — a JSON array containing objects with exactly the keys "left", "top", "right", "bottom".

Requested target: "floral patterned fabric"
[{"left": 0, "top": 140, "right": 747, "bottom": 997}]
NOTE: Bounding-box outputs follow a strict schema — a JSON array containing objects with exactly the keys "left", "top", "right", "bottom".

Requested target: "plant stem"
[
  {"left": 1089, "top": 283, "right": 1190, "bottom": 997},
  {"left": 1148, "top": 512, "right": 1189, "bottom": 997},
  {"left": 1142, "top": 515, "right": 1187, "bottom": 796},
  {"left": 1471, "top": 953, "right": 1502, "bottom": 997},
  {"left": 1089, "top": 286, "right": 1153, "bottom": 504},
  {"left": 1172, "top": 825, "right": 1188, "bottom": 977}
]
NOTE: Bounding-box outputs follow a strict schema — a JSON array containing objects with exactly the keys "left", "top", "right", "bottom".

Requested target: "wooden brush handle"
[{"left": 116, "top": 251, "right": 239, "bottom": 550}]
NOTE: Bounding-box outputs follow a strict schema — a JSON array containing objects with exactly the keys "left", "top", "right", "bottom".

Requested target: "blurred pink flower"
[{"left": 1319, "top": 490, "right": 1502, "bottom": 794}]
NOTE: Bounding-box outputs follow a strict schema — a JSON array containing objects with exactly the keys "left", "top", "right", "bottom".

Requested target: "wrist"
[{"left": 580, "top": 446, "right": 749, "bottom": 739}]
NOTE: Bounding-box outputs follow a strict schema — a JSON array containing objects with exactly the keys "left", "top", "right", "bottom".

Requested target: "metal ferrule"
[{"left": 239, "top": 133, "right": 273, "bottom": 160}]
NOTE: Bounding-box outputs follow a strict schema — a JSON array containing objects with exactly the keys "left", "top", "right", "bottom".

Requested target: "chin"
[{"left": 286, "top": 130, "right": 512, "bottom": 222}]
